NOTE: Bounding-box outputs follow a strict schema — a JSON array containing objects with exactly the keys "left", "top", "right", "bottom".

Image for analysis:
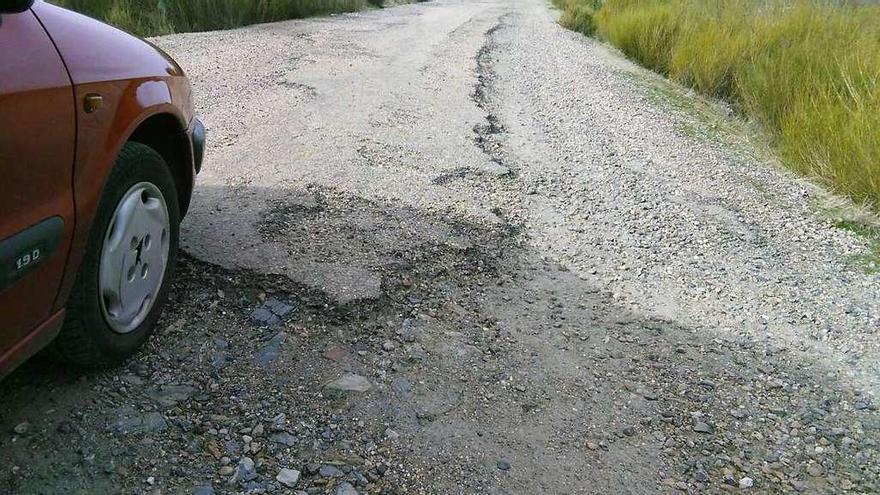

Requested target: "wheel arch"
[{"left": 127, "top": 112, "right": 194, "bottom": 217}]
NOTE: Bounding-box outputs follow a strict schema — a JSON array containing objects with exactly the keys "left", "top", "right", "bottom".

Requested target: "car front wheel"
[{"left": 48, "top": 142, "right": 180, "bottom": 366}]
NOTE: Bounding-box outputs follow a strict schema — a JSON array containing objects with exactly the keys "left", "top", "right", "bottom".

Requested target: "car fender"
[{"left": 53, "top": 78, "right": 191, "bottom": 313}]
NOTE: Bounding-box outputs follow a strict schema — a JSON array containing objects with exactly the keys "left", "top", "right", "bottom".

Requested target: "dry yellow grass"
[{"left": 556, "top": 0, "right": 880, "bottom": 208}]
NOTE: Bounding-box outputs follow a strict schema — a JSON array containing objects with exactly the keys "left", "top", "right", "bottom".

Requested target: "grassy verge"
[
  {"left": 54, "top": 0, "right": 412, "bottom": 36},
  {"left": 552, "top": 0, "right": 880, "bottom": 211}
]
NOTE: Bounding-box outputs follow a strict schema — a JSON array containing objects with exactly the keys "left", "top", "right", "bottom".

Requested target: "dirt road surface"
[{"left": 2, "top": 0, "right": 879, "bottom": 493}]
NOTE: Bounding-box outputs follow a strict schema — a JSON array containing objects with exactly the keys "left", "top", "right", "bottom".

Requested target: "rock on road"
[{"left": 1, "top": 0, "right": 879, "bottom": 494}]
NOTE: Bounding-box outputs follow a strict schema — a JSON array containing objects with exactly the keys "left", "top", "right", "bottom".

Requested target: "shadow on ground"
[{"left": 0, "top": 184, "right": 875, "bottom": 494}]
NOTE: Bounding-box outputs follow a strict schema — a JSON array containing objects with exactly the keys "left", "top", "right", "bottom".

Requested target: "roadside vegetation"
[
  {"left": 552, "top": 0, "right": 880, "bottom": 210},
  {"left": 54, "top": 0, "right": 406, "bottom": 36}
]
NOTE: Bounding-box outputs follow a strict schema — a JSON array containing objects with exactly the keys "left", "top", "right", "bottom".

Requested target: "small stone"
[
  {"left": 807, "top": 463, "right": 824, "bottom": 477},
  {"left": 323, "top": 344, "right": 352, "bottom": 364},
  {"left": 12, "top": 422, "right": 29, "bottom": 435},
  {"left": 147, "top": 384, "right": 196, "bottom": 408},
  {"left": 385, "top": 428, "right": 400, "bottom": 440},
  {"left": 496, "top": 459, "right": 511, "bottom": 471},
  {"left": 739, "top": 477, "right": 754, "bottom": 489},
  {"left": 335, "top": 482, "right": 358, "bottom": 495},
  {"left": 693, "top": 422, "right": 714, "bottom": 434},
  {"left": 382, "top": 340, "right": 396, "bottom": 351},
  {"left": 790, "top": 480, "right": 806, "bottom": 492},
  {"left": 110, "top": 409, "right": 168, "bottom": 435},
  {"left": 269, "top": 432, "right": 297, "bottom": 446},
  {"left": 319, "top": 465, "right": 344, "bottom": 478},
  {"left": 264, "top": 297, "right": 296, "bottom": 318},
  {"left": 325, "top": 374, "right": 372, "bottom": 393},
  {"left": 694, "top": 468, "right": 709, "bottom": 483},
  {"left": 586, "top": 441, "right": 599, "bottom": 451},
  {"left": 254, "top": 332, "right": 286, "bottom": 367},
  {"left": 192, "top": 486, "right": 215, "bottom": 495},
  {"left": 228, "top": 457, "right": 256, "bottom": 485},
  {"left": 219, "top": 466, "right": 235, "bottom": 476},
  {"left": 250, "top": 308, "right": 279, "bottom": 327},
  {"left": 250, "top": 298, "right": 296, "bottom": 327},
  {"left": 276, "top": 468, "right": 301, "bottom": 488},
  {"left": 622, "top": 426, "right": 636, "bottom": 436}
]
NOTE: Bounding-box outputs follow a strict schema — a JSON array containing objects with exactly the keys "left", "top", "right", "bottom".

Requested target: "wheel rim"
[{"left": 99, "top": 181, "right": 170, "bottom": 334}]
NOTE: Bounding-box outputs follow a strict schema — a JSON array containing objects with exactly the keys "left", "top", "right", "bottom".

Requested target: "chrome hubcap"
[{"left": 99, "top": 182, "right": 170, "bottom": 334}]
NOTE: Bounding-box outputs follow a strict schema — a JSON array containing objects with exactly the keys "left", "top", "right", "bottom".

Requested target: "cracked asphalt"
[{"left": 1, "top": 0, "right": 879, "bottom": 494}]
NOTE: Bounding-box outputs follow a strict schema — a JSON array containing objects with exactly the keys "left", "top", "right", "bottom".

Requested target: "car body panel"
[
  {"left": 0, "top": 9, "right": 76, "bottom": 356},
  {"left": 0, "top": 310, "right": 65, "bottom": 380}
]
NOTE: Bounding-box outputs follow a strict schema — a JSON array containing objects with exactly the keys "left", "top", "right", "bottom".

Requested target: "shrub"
[
  {"left": 55, "top": 0, "right": 382, "bottom": 36},
  {"left": 556, "top": 0, "right": 603, "bottom": 36}
]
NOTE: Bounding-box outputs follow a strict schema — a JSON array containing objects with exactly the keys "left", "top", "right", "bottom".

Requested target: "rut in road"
[{"left": 1, "top": 0, "right": 878, "bottom": 494}]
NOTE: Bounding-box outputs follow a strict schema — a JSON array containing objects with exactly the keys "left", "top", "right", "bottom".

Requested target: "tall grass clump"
[
  {"left": 555, "top": 0, "right": 880, "bottom": 209},
  {"left": 54, "top": 0, "right": 397, "bottom": 36},
  {"left": 553, "top": 0, "right": 603, "bottom": 36}
]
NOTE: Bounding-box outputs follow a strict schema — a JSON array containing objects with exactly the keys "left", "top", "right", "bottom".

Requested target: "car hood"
[{"left": 31, "top": 1, "right": 184, "bottom": 85}]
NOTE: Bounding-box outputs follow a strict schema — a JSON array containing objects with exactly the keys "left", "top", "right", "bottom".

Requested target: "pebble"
[
  {"left": 335, "top": 482, "right": 358, "bottom": 495},
  {"left": 739, "top": 477, "right": 754, "bottom": 489},
  {"left": 319, "top": 465, "right": 344, "bottom": 478},
  {"left": 276, "top": 468, "right": 301, "bottom": 487},
  {"left": 254, "top": 332, "right": 287, "bottom": 367},
  {"left": 249, "top": 298, "right": 296, "bottom": 327},
  {"left": 110, "top": 409, "right": 168, "bottom": 435},
  {"left": 325, "top": 374, "right": 372, "bottom": 393},
  {"left": 693, "top": 421, "right": 714, "bottom": 434},
  {"left": 807, "top": 463, "right": 824, "bottom": 477},
  {"left": 269, "top": 431, "right": 297, "bottom": 446},
  {"left": 228, "top": 457, "right": 256, "bottom": 485},
  {"left": 497, "top": 459, "right": 511, "bottom": 471},
  {"left": 12, "top": 422, "right": 29, "bottom": 435}
]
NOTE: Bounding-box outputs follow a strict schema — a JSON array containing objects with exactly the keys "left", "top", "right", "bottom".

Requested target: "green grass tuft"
[
  {"left": 54, "top": 0, "right": 406, "bottom": 36},
  {"left": 835, "top": 220, "right": 880, "bottom": 273},
  {"left": 554, "top": 0, "right": 880, "bottom": 211}
]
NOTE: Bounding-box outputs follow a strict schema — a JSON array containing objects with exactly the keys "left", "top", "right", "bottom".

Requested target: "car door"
[{"left": 0, "top": 9, "right": 76, "bottom": 355}]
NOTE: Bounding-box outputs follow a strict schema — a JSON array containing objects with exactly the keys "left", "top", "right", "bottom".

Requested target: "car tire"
[{"left": 47, "top": 142, "right": 180, "bottom": 367}]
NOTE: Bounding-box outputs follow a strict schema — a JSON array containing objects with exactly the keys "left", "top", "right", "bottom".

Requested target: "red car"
[{"left": 0, "top": 0, "right": 203, "bottom": 379}]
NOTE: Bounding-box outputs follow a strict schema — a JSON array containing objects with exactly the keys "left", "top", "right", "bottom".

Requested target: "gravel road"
[{"left": 2, "top": 0, "right": 879, "bottom": 493}]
